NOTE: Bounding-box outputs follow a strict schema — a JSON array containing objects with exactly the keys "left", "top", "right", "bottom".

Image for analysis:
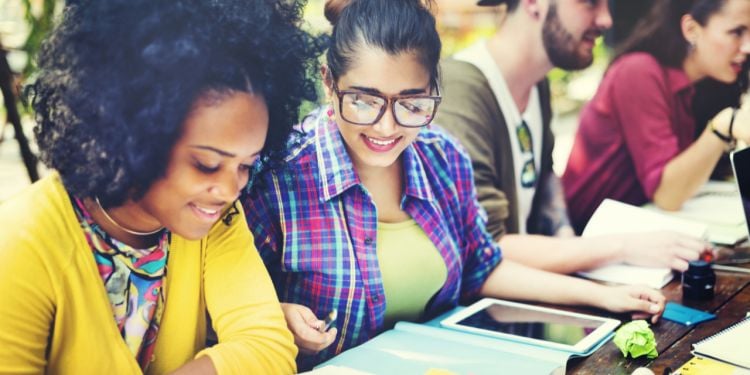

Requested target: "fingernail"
[{"left": 650, "top": 304, "right": 660, "bottom": 313}]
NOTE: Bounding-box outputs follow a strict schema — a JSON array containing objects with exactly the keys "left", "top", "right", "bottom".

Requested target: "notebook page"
[
  {"left": 693, "top": 318, "right": 750, "bottom": 369},
  {"left": 578, "top": 199, "right": 707, "bottom": 288}
]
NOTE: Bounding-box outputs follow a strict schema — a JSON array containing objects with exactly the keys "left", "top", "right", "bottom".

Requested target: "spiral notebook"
[{"left": 692, "top": 318, "right": 750, "bottom": 369}]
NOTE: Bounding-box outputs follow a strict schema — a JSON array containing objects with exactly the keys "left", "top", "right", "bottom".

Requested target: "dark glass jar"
[{"left": 682, "top": 260, "right": 715, "bottom": 300}]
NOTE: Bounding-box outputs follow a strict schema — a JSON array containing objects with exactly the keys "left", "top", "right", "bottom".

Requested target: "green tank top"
[{"left": 376, "top": 219, "right": 447, "bottom": 329}]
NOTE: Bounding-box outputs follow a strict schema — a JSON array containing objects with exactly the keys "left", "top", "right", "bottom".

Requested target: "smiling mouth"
[
  {"left": 189, "top": 203, "right": 224, "bottom": 222},
  {"left": 368, "top": 137, "right": 397, "bottom": 146},
  {"left": 361, "top": 135, "right": 402, "bottom": 152},
  {"left": 195, "top": 205, "right": 219, "bottom": 215}
]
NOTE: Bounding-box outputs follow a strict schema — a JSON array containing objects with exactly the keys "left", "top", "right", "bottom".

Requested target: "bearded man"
[{"left": 436, "top": 0, "right": 705, "bottom": 274}]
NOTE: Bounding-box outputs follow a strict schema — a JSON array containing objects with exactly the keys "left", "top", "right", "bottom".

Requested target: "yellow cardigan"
[{"left": 0, "top": 174, "right": 296, "bottom": 374}]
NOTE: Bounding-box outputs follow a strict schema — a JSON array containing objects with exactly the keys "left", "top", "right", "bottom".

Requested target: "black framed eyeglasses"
[
  {"left": 331, "top": 81, "right": 441, "bottom": 128},
  {"left": 517, "top": 120, "right": 537, "bottom": 188}
]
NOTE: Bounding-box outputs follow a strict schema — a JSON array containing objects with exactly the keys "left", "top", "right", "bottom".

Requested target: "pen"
[
  {"left": 319, "top": 310, "right": 337, "bottom": 333},
  {"left": 711, "top": 264, "right": 750, "bottom": 274}
]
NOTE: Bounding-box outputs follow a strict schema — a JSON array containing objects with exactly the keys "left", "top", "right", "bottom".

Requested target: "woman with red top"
[{"left": 563, "top": 0, "right": 750, "bottom": 232}]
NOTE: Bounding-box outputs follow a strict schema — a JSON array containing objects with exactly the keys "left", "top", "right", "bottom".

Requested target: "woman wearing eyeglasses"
[{"left": 243, "top": 0, "right": 665, "bottom": 369}]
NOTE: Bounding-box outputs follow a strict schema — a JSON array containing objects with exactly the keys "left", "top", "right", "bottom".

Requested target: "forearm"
[
  {"left": 499, "top": 234, "right": 623, "bottom": 274},
  {"left": 479, "top": 259, "right": 610, "bottom": 308},
  {"left": 653, "top": 127, "right": 725, "bottom": 210}
]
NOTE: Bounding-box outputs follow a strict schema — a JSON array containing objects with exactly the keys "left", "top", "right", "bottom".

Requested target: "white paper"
[
  {"left": 642, "top": 181, "right": 748, "bottom": 244},
  {"left": 578, "top": 199, "right": 708, "bottom": 288}
]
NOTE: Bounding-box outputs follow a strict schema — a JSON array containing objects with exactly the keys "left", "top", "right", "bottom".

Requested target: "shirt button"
[
  {"left": 372, "top": 294, "right": 379, "bottom": 302},
  {"left": 364, "top": 238, "right": 373, "bottom": 245}
]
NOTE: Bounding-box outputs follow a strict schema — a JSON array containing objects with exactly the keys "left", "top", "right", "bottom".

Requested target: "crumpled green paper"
[{"left": 613, "top": 320, "right": 658, "bottom": 359}]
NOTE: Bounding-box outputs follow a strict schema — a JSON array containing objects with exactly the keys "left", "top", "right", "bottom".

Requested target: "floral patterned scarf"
[{"left": 71, "top": 196, "right": 169, "bottom": 371}]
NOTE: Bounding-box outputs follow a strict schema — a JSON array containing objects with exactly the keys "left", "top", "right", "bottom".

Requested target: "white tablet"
[{"left": 440, "top": 298, "right": 621, "bottom": 353}]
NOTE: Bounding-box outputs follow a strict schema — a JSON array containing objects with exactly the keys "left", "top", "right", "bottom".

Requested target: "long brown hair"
[{"left": 614, "top": 0, "right": 728, "bottom": 67}]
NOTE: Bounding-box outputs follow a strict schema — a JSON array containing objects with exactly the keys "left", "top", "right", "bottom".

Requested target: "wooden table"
[{"left": 568, "top": 267, "right": 750, "bottom": 374}]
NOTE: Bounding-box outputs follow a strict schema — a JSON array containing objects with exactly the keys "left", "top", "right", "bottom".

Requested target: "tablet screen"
[{"left": 455, "top": 303, "right": 606, "bottom": 346}]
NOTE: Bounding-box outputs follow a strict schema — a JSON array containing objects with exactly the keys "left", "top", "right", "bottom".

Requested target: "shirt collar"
[
  {"left": 401, "top": 136, "right": 434, "bottom": 202},
  {"left": 313, "top": 105, "right": 434, "bottom": 203},
  {"left": 313, "top": 106, "right": 360, "bottom": 201}
]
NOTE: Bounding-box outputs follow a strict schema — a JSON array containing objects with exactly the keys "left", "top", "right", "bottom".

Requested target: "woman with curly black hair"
[{"left": 0, "top": 0, "right": 322, "bottom": 373}]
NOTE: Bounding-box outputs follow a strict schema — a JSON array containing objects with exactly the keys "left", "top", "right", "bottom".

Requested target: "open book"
[
  {"left": 693, "top": 317, "right": 750, "bottom": 369},
  {"left": 643, "top": 181, "right": 747, "bottom": 245},
  {"left": 314, "top": 304, "right": 614, "bottom": 374},
  {"left": 578, "top": 199, "right": 707, "bottom": 288}
]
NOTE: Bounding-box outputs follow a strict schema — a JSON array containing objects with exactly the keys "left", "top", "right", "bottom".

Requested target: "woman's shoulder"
[
  {"left": 0, "top": 174, "right": 75, "bottom": 234},
  {"left": 0, "top": 174, "right": 82, "bottom": 268},
  {"left": 609, "top": 52, "right": 665, "bottom": 78}
]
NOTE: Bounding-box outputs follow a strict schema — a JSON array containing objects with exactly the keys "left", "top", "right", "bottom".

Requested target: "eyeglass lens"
[{"left": 341, "top": 92, "right": 436, "bottom": 127}]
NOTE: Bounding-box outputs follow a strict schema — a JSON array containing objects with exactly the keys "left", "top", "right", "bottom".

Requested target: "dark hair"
[
  {"left": 30, "top": 0, "right": 324, "bottom": 206},
  {"left": 324, "top": 0, "right": 441, "bottom": 89},
  {"left": 501, "top": 0, "right": 521, "bottom": 13},
  {"left": 614, "top": 0, "right": 727, "bottom": 67},
  {"left": 615, "top": 0, "right": 746, "bottom": 140}
]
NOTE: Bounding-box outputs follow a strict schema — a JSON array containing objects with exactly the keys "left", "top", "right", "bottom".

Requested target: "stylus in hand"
[{"left": 319, "top": 310, "right": 337, "bottom": 332}]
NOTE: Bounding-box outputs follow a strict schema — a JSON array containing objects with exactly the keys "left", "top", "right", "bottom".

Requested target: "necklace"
[{"left": 94, "top": 197, "right": 165, "bottom": 236}]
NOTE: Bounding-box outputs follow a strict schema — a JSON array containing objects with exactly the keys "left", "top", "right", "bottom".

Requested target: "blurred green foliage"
[{"left": 19, "top": 0, "right": 61, "bottom": 78}]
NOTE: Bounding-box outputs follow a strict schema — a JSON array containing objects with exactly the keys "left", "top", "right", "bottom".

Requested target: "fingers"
[
  {"left": 296, "top": 327, "right": 338, "bottom": 355},
  {"left": 280, "top": 303, "right": 339, "bottom": 355},
  {"left": 667, "top": 237, "right": 703, "bottom": 271},
  {"left": 670, "top": 257, "right": 690, "bottom": 272},
  {"left": 674, "top": 234, "right": 707, "bottom": 250},
  {"left": 674, "top": 246, "right": 701, "bottom": 261},
  {"left": 629, "top": 287, "right": 665, "bottom": 323},
  {"left": 289, "top": 314, "right": 337, "bottom": 354}
]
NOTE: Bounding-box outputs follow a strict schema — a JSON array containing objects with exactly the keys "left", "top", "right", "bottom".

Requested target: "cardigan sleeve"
[
  {"left": 197, "top": 204, "right": 297, "bottom": 374},
  {"left": 0, "top": 215, "right": 57, "bottom": 373}
]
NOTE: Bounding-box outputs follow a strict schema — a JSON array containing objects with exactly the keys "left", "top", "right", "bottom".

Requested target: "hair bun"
[
  {"left": 325, "top": 0, "right": 436, "bottom": 26},
  {"left": 324, "top": 0, "right": 351, "bottom": 26}
]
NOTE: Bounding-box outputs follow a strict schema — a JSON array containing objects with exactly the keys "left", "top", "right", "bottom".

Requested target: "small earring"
[{"left": 327, "top": 107, "right": 335, "bottom": 119}]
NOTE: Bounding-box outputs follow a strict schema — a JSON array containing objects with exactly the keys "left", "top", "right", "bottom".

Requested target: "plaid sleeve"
[
  {"left": 242, "top": 175, "right": 283, "bottom": 269},
  {"left": 448, "top": 138, "right": 503, "bottom": 302}
]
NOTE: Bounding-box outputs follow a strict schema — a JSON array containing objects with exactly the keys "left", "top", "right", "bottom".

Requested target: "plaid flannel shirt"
[{"left": 244, "top": 106, "right": 502, "bottom": 368}]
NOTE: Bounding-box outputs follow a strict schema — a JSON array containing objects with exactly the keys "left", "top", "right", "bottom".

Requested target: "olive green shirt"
[{"left": 435, "top": 58, "right": 555, "bottom": 239}]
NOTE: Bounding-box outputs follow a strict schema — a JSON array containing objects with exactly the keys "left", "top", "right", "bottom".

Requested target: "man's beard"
[{"left": 542, "top": 4, "right": 597, "bottom": 70}]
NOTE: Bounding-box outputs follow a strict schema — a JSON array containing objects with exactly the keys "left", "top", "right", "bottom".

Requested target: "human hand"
[
  {"left": 596, "top": 285, "right": 665, "bottom": 324},
  {"left": 612, "top": 231, "right": 706, "bottom": 272},
  {"left": 713, "top": 106, "right": 750, "bottom": 143},
  {"left": 280, "top": 303, "right": 338, "bottom": 355}
]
